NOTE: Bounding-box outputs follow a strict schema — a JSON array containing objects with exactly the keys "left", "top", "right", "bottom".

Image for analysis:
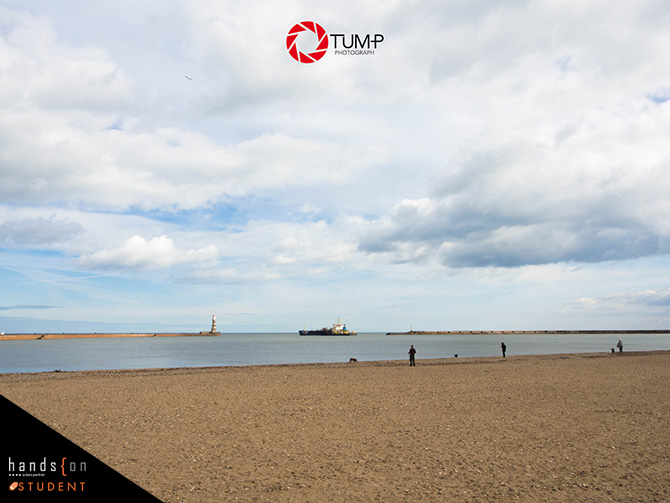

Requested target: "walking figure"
[
  {"left": 501, "top": 342, "right": 507, "bottom": 358},
  {"left": 408, "top": 345, "right": 416, "bottom": 366},
  {"left": 616, "top": 339, "right": 623, "bottom": 353}
]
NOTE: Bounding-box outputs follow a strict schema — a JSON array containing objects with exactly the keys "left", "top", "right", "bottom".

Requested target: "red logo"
[{"left": 286, "top": 21, "right": 328, "bottom": 63}]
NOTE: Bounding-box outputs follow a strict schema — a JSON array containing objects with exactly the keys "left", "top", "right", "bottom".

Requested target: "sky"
[{"left": 1, "top": 0, "right": 670, "bottom": 333}]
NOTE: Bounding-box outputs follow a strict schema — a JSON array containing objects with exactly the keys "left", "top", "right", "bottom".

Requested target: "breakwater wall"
[
  {"left": 386, "top": 330, "right": 670, "bottom": 335},
  {"left": 0, "top": 332, "right": 221, "bottom": 341}
]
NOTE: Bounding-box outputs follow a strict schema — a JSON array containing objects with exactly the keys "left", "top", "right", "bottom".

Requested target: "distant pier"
[
  {"left": 0, "top": 332, "right": 221, "bottom": 341},
  {"left": 386, "top": 329, "right": 670, "bottom": 335},
  {"left": 0, "top": 315, "right": 222, "bottom": 341}
]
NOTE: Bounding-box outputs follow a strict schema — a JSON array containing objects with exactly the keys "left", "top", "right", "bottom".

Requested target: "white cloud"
[
  {"left": 0, "top": 217, "right": 83, "bottom": 247},
  {"left": 569, "top": 289, "right": 670, "bottom": 313},
  {"left": 3, "top": 1, "right": 670, "bottom": 331},
  {"left": 77, "top": 235, "right": 218, "bottom": 271},
  {"left": 358, "top": 97, "right": 670, "bottom": 267},
  {"left": 0, "top": 7, "right": 134, "bottom": 111},
  {"left": 0, "top": 7, "right": 381, "bottom": 214}
]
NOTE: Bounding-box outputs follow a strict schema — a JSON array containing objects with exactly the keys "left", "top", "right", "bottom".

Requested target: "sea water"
[{"left": 1, "top": 332, "right": 669, "bottom": 374}]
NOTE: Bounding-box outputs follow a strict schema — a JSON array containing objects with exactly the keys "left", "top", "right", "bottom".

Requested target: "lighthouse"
[{"left": 211, "top": 314, "right": 218, "bottom": 334}]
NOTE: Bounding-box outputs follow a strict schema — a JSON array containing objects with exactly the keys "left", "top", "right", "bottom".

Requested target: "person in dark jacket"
[
  {"left": 408, "top": 345, "right": 416, "bottom": 366},
  {"left": 501, "top": 342, "right": 507, "bottom": 358},
  {"left": 616, "top": 339, "right": 623, "bottom": 353}
]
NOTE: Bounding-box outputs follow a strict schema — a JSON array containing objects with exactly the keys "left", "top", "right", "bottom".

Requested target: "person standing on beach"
[
  {"left": 408, "top": 345, "right": 416, "bottom": 366},
  {"left": 616, "top": 339, "right": 623, "bottom": 353},
  {"left": 501, "top": 342, "right": 507, "bottom": 358}
]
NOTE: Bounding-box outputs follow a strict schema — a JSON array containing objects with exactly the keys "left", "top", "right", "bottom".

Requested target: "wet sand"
[{"left": 1, "top": 351, "right": 668, "bottom": 502}]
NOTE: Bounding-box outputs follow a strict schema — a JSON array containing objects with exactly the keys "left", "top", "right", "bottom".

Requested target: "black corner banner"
[{"left": 2, "top": 394, "right": 162, "bottom": 502}]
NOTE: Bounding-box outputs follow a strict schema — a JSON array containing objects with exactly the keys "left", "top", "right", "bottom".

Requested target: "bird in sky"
[{"left": 185, "top": 76, "right": 192, "bottom": 80}]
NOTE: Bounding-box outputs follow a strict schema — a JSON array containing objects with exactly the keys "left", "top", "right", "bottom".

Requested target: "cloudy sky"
[{"left": 1, "top": 0, "right": 670, "bottom": 333}]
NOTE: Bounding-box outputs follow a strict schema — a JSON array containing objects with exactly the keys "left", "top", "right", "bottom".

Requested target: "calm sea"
[{"left": 1, "top": 332, "right": 669, "bottom": 374}]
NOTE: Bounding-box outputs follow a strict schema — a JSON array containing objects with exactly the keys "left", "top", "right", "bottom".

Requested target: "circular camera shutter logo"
[{"left": 286, "top": 21, "right": 328, "bottom": 63}]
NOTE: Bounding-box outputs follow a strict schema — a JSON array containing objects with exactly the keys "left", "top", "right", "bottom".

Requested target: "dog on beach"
[{"left": 349, "top": 358, "right": 358, "bottom": 363}]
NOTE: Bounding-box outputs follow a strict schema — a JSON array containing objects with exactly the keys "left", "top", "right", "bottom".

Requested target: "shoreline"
[
  {"left": 1, "top": 350, "right": 667, "bottom": 502},
  {"left": 2, "top": 349, "right": 668, "bottom": 377}
]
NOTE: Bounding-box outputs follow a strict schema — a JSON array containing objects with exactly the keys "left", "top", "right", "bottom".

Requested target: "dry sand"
[{"left": 1, "top": 352, "right": 668, "bottom": 502}]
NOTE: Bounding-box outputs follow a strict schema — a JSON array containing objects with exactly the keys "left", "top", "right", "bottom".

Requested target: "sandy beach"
[{"left": 1, "top": 351, "right": 668, "bottom": 502}]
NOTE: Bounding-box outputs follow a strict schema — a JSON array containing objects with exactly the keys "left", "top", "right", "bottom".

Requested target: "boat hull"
[{"left": 299, "top": 330, "right": 356, "bottom": 336}]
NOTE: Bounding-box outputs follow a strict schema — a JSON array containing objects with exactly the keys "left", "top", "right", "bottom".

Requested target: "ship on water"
[{"left": 299, "top": 319, "right": 356, "bottom": 336}]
